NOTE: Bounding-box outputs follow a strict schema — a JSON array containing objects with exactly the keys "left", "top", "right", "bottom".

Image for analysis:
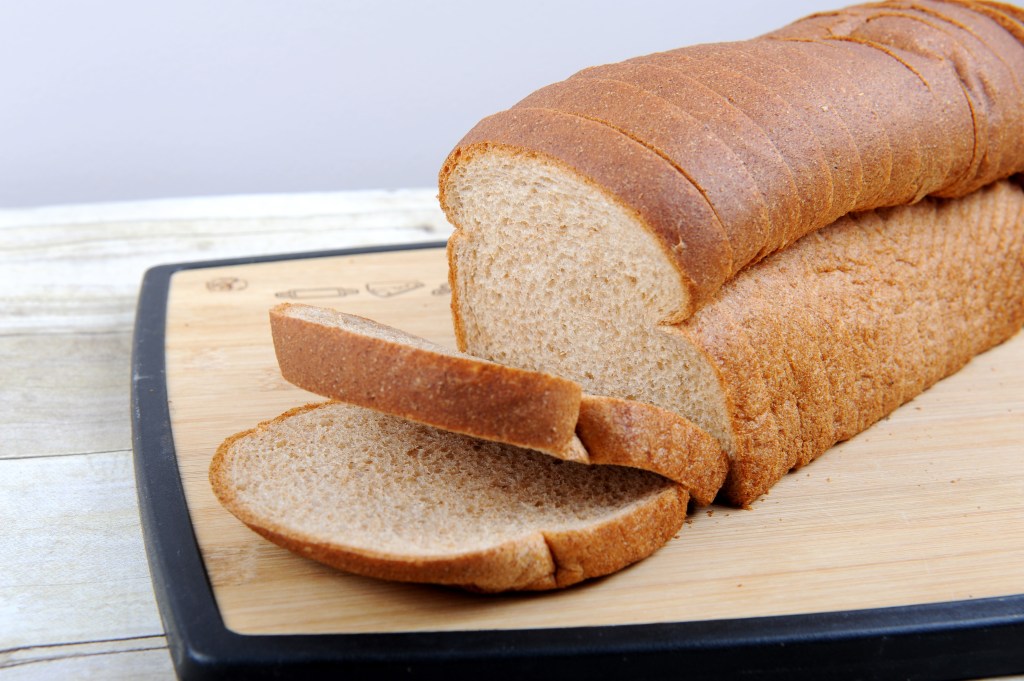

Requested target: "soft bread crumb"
[{"left": 211, "top": 402, "right": 685, "bottom": 590}]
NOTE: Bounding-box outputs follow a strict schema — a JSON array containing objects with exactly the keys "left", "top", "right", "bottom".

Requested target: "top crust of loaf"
[
  {"left": 439, "top": 0, "right": 1024, "bottom": 321},
  {"left": 210, "top": 401, "right": 688, "bottom": 591}
]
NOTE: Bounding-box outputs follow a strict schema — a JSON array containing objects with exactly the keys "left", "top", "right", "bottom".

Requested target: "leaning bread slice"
[
  {"left": 210, "top": 401, "right": 687, "bottom": 591},
  {"left": 270, "top": 302, "right": 729, "bottom": 503},
  {"left": 271, "top": 302, "right": 587, "bottom": 462}
]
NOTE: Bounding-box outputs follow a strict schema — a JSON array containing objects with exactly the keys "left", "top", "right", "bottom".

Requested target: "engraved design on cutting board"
[
  {"left": 431, "top": 283, "right": 451, "bottom": 296},
  {"left": 206, "top": 277, "right": 248, "bottom": 292},
  {"left": 275, "top": 287, "right": 360, "bottom": 299},
  {"left": 366, "top": 281, "right": 424, "bottom": 298}
]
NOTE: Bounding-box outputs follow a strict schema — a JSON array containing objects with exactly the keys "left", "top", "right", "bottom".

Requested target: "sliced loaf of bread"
[{"left": 210, "top": 401, "right": 687, "bottom": 591}]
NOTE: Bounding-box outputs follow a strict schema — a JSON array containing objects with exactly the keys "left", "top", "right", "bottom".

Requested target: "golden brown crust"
[
  {"left": 673, "top": 311, "right": 784, "bottom": 507},
  {"left": 517, "top": 77, "right": 766, "bottom": 272},
  {"left": 770, "top": 1, "right": 1024, "bottom": 197},
  {"left": 560, "top": 59, "right": 806, "bottom": 267},
  {"left": 247, "top": 523, "right": 559, "bottom": 593},
  {"left": 446, "top": 230, "right": 471, "bottom": 353},
  {"left": 629, "top": 48, "right": 842, "bottom": 247},
  {"left": 441, "top": 1, "right": 1024, "bottom": 319},
  {"left": 270, "top": 303, "right": 585, "bottom": 460},
  {"left": 209, "top": 402, "right": 688, "bottom": 592},
  {"left": 977, "top": 1, "right": 1024, "bottom": 29},
  {"left": 576, "top": 395, "right": 727, "bottom": 506},
  {"left": 765, "top": 36, "right": 927, "bottom": 208},
  {"left": 688, "top": 180, "right": 1024, "bottom": 506},
  {"left": 736, "top": 38, "right": 894, "bottom": 209},
  {"left": 541, "top": 484, "right": 688, "bottom": 589}
]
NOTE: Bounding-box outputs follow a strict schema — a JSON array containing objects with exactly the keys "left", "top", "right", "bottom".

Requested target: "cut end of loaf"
[
  {"left": 441, "top": 143, "right": 693, "bottom": 325},
  {"left": 210, "top": 402, "right": 687, "bottom": 592},
  {"left": 443, "top": 146, "right": 736, "bottom": 459}
]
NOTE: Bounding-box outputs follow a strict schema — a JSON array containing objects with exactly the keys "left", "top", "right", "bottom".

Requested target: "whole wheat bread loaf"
[
  {"left": 210, "top": 401, "right": 687, "bottom": 591},
  {"left": 440, "top": 0, "right": 1024, "bottom": 505}
]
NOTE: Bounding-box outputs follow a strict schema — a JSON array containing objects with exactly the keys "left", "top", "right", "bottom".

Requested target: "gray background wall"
[{"left": 2, "top": 1, "right": 831, "bottom": 208}]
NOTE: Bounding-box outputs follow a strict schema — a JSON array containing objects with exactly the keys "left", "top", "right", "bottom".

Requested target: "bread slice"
[
  {"left": 441, "top": 107, "right": 728, "bottom": 323},
  {"left": 209, "top": 401, "right": 687, "bottom": 591},
  {"left": 270, "top": 302, "right": 729, "bottom": 503},
  {"left": 271, "top": 302, "right": 586, "bottom": 462},
  {"left": 447, "top": 170, "right": 1024, "bottom": 506}
]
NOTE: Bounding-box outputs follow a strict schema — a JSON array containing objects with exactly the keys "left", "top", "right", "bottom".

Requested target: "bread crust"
[
  {"left": 644, "top": 43, "right": 862, "bottom": 225},
  {"left": 688, "top": 181, "right": 1024, "bottom": 505},
  {"left": 209, "top": 402, "right": 689, "bottom": 592},
  {"left": 630, "top": 48, "right": 843, "bottom": 246},
  {"left": 675, "top": 309, "right": 784, "bottom": 506},
  {"left": 441, "top": 1, "right": 1024, "bottom": 319},
  {"left": 517, "top": 76, "right": 771, "bottom": 271},
  {"left": 736, "top": 38, "right": 894, "bottom": 208},
  {"left": 576, "top": 395, "right": 728, "bottom": 506}
]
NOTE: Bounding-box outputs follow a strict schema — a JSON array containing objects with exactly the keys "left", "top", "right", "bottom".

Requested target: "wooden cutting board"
[{"left": 159, "top": 243, "right": 1024, "bottom": 639}]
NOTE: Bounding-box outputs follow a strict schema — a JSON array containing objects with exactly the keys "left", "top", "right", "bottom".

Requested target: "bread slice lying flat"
[
  {"left": 210, "top": 401, "right": 687, "bottom": 591},
  {"left": 271, "top": 302, "right": 728, "bottom": 505}
]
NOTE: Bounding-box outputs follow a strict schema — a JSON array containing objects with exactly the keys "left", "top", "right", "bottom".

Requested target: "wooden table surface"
[{"left": 0, "top": 190, "right": 452, "bottom": 679}]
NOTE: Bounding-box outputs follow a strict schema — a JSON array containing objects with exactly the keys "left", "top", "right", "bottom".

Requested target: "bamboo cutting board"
[{"left": 162, "top": 244, "right": 1024, "bottom": 637}]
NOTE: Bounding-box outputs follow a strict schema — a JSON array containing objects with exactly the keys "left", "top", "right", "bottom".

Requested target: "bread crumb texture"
[{"left": 211, "top": 402, "right": 686, "bottom": 591}]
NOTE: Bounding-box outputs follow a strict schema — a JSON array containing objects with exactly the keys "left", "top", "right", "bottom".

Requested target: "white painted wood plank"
[
  {"left": 0, "top": 193, "right": 445, "bottom": 455},
  {"left": 0, "top": 333, "right": 131, "bottom": 459},
  {"left": 0, "top": 189, "right": 450, "bottom": 334},
  {"left": 0, "top": 451, "right": 163, "bottom": 650},
  {"left": 0, "top": 637, "right": 173, "bottom": 680},
  {"left": 0, "top": 193, "right": 447, "bottom": 675},
  {"left": 0, "top": 189, "right": 440, "bottom": 228}
]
